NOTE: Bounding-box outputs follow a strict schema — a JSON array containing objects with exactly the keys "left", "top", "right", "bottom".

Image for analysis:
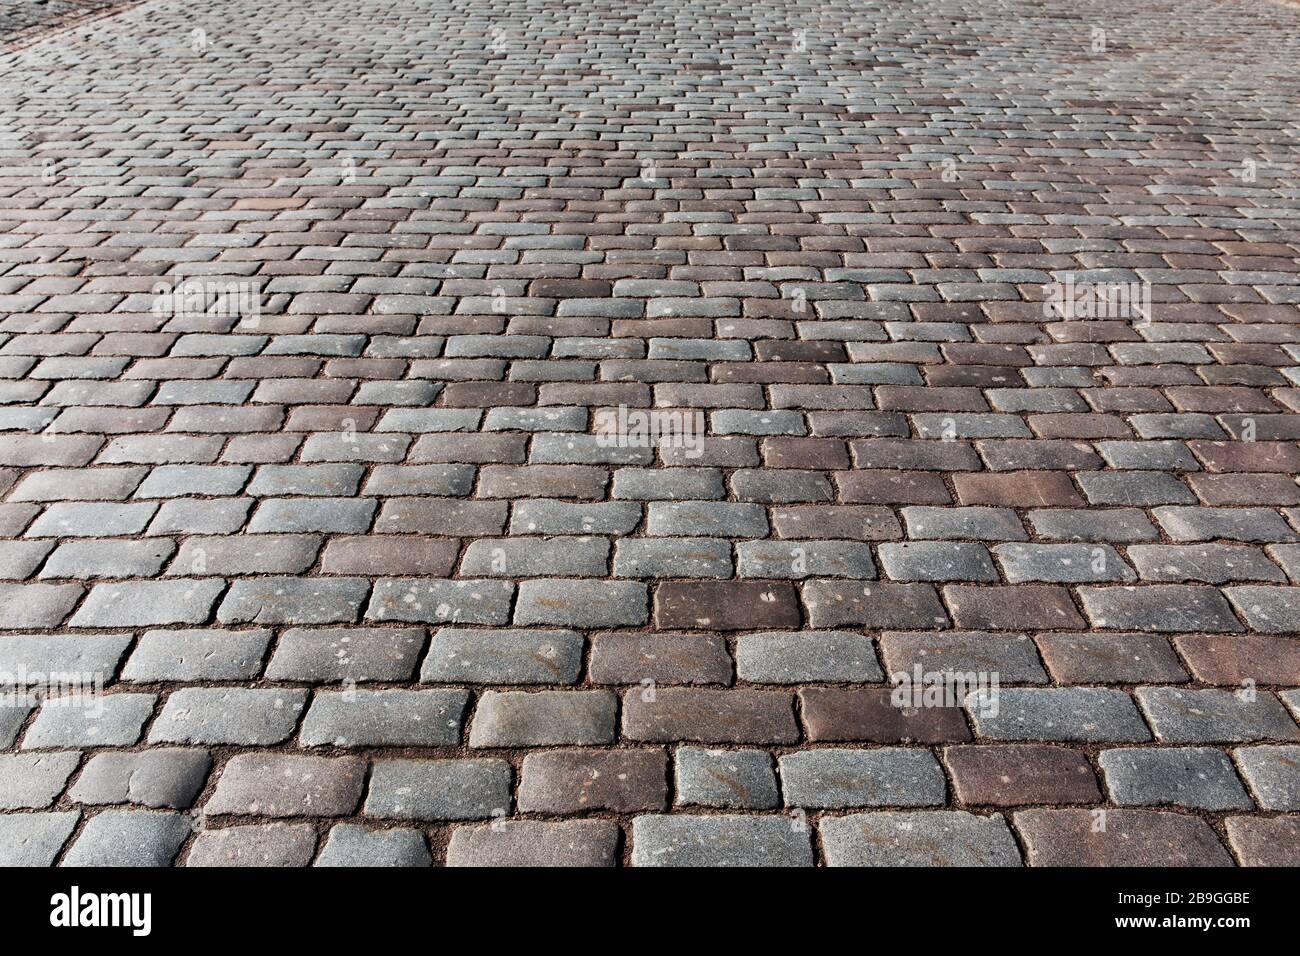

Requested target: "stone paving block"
[
  {"left": 41, "top": 539, "right": 176, "bottom": 579},
  {"left": 206, "top": 754, "right": 366, "bottom": 817},
  {"left": 171, "top": 535, "right": 320, "bottom": 577},
  {"left": 0, "top": 752, "right": 81, "bottom": 810},
  {"left": 248, "top": 497, "right": 375, "bottom": 534},
  {"left": 0, "top": 583, "right": 84, "bottom": 628},
  {"left": 623, "top": 688, "right": 798, "bottom": 744},
  {"left": 1028, "top": 508, "right": 1159, "bottom": 542},
  {"left": 519, "top": 749, "right": 667, "bottom": 813},
  {"left": 316, "top": 825, "right": 431, "bottom": 867},
  {"left": 735, "top": 539, "right": 875, "bottom": 578},
  {"left": 0, "top": 704, "right": 32, "bottom": 749},
  {"left": 70, "top": 579, "right": 224, "bottom": 628},
  {"left": 0, "top": 812, "right": 79, "bottom": 867},
  {"left": 879, "top": 631, "right": 1047, "bottom": 683},
  {"left": 300, "top": 689, "right": 468, "bottom": 747},
  {"left": 1234, "top": 745, "right": 1300, "bottom": 811},
  {"left": 470, "top": 690, "right": 616, "bottom": 747},
  {"left": 26, "top": 502, "right": 156, "bottom": 538},
  {"left": 1078, "top": 585, "right": 1243, "bottom": 633},
  {"left": 804, "top": 580, "right": 948, "bottom": 629},
  {"left": 943, "top": 585, "right": 1084, "bottom": 631},
  {"left": 780, "top": 749, "right": 947, "bottom": 808},
  {"left": 24, "top": 693, "right": 155, "bottom": 749},
  {"left": 645, "top": 501, "right": 768, "bottom": 538},
  {"left": 968, "top": 688, "right": 1152, "bottom": 742},
  {"left": 1035, "top": 633, "right": 1188, "bottom": 684},
  {"left": 0, "top": 633, "right": 131, "bottom": 680},
  {"left": 588, "top": 632, "right": 732, "bottom": 684},
  {"left": 1173, "top": 634, "right": 1300, "bottom": 685},
  {"left": 945, "top": 745, "right": 1101, "bottom": 805},
  {"left": 994, "top": 543, "right": 1135, "bottom": 583},
  {"left": 187, "top": 824, "right": 317, "bottom": 867},
  {"left": 674, "top": 747, "right": 780, "bottom": 810},
  {"left": 800, "top": 686, "right": 973, "bottom": 743},
  {"left": 367, "top": 579, "right": 514, "bottom": 625},
  {"left": 122, "top": 629, "right": 271, "bottom": 682},
  {"left": 422, "top": 628, "right": 583, "bottom": 684},
  {"left": 0, "top": 540, "right": 54, "bottom": 580},
  {"left": 735, "top": 631, "right": 882, "bottom": 683},
  {"left": 1154, "top": 506, "right": 1299, "bottom": 543},
  {"left": 614, "top": 538, "right": 733, "bottom": 578},
  {"left": 148, "top": 499, "right": 253, "bottom": 535},
  {"left": 655, "top": 580, "right": 800, "bottom": 629},
  {"left": 365, "top": 758, "right": 511, "bottom": 820},
  {"left": 151, "top": 688, "right": 307, "bottom": 745},
  {"left": 821, "top": 811, "right": 1022, "bottom": 867},
  {"left": 264, "top": 627, "right": 423, "bottom": 683},
  {"left": 510, "top": 499, "right": 641, "bottom": 534},
  {"left": 68, "top": 749, "right": 211, "bottom": 809},
  {"left": 877, "top": 541, "right": 996, "bottom": 582},
  {"left": 447, "top": 820, "right": 620, "bottom": 867},
  {"left": 217, "top": 577, "right": 369, "bottom": 625},
  {"left": 631, "top": 815, "right": 813, "bottom": 867},
  {"left": 902, "top": 506, "right": 1027, "bottom": 541},
  {"left": 514, "top": 579, "right": 647, "bottom": 628},
  {"left": 1099, "top": 747, "right": 1252, "bottom": 810},
  {"left": 60, "top": 809, "right": 191, "bottom": 867},
  {"left": 1225, "top": 816, "right": 1300, "bottom": 866},
  {"left": 461, "top": 537, "right": 609, "bottom": 577},
  {"left": 1136, "top": 688, "right": 1300, "bottom": 743},
  {"left": 1224, "top": 586, "right": 1300, "bottom": 632},
  {"left": 1015, "top": 809, "right": 1232, "bottom": 866},
  {"left": 1127, "top": 544, "right": 1286, "bottom": 584}
]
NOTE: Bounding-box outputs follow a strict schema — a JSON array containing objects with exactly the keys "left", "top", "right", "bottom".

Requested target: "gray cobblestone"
[
  {"left": 365, "top": 758, "right": 511, "bottom": 821},
  {"left": 151, "top": 688, "right": 307, "bottom": 745},
  {"left": 674, "top": 747, "right": 779, "bottom": 809},
  {"left": 316, "top": 825, "right": 431, "bottom": 867},
  {"left": 1099, "top": 747, "right": 1252, "bottom": 810},
  {"left": 300, "top": 689, "right": 468, "bottom": 746},
  {"left": 821, "top": 811, "right": 1022, "bottom": 866},
  {"left": 421, "top": 628, "right": 582, "bottom": 684},
  {"left": 631, "top": 815, "right": 812, "bottom": 867},
  {"left": 780, "top": 749, "right": 946, "bottom": 808}
]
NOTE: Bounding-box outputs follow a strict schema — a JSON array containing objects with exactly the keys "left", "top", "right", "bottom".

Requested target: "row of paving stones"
[
  {"left": 4, "top": 626, "right": 1300, "bottom": 686},
  {"left": 6, "top": 741, "right": 1298, "bottom": 811},
  {"left": 3, "top": 576, "right": 1300, "bottom": 634},
  {"left": 2, "top": 686, "right": 1300, "bottom": 748},
  {"left": 5, "top": 754, "right": 1294, "bottom": 868},
  {"left": 5, "top": 810, "right": 1285, "bottom": 867}
]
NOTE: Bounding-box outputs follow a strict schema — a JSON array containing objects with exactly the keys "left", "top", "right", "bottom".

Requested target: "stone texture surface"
[
  {"left": 1, "top": 0, "right": 1298, "bottom": 867},
  {"left": 821, "top": 811, "right": 1022, "bottom": 867}
]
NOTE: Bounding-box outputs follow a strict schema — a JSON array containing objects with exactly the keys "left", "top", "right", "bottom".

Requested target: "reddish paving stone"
[
  {"left": 622, "top": 689, "right": 799, "bottom": 745},
  {"left": 952, "top": 472, "right": 1084, "bottom": 508},
  {"left": 588, "top": 632, "right": 732, "bottom": 684},
  {"left": 945, "top": 745, "right": 1102, "bottom": 806},
  {"left": 1015, "top": 809, "right": 1233, "bottom": 866},
  {"left": 653, "top": 581, "right": 801, "bottom": 630},
  {"left": 1225, "top": 817, "right": 1300, "bottom": 866},
  {"left": 943, "top": 585, "right": 1085, "bottom": 631},
  {"left": 1173, "top": 634, "right": 1300, "bottom": 685},
  {"left": 1035, "top": 633, "right": 1189, "bottom": 684},
  {"left": 518, "top": 750, "right": 668, "bottom": 813},
  {"left": 799, "top": 687, "right": 972, "bottom": 743}
]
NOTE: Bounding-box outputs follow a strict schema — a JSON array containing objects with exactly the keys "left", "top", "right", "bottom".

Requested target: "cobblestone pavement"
[
  {"left": 0, "top": 0, "right": 136, "bottom": 49},
  {"left": 0, "top": 0, "right": 1299, "bottom": 867}
]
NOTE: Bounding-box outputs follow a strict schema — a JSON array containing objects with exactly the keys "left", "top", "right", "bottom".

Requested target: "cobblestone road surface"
[{"left": 1, "top": 0, "right": 1299, "bottom": 866}]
